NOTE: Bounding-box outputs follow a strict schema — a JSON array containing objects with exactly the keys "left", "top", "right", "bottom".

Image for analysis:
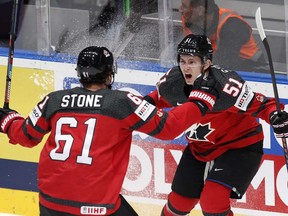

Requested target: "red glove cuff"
[
  {"left": 0, "top": 112, "right": 24, "bottom": 133},
  {"left": 189, "top": 90, "right": 216, "bottom": 111}
]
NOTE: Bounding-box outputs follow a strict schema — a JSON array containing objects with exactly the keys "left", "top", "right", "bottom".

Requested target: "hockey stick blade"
[
  {"left": 255, "top": 7, "right": 280, "bottom": 111},
  {"left": 255, "top": 8, "right": 266, "bottom": 41},
  {"left": 255, "top": 7, "right": 288, "bottom": 172}
]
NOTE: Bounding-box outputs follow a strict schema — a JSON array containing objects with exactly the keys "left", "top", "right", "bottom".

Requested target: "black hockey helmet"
[
  {"left": 76, "top": 46, "right": 116, "bottom": 87},
  {"left": 177, "top": 34, "right": 213, "bottom": 62}
]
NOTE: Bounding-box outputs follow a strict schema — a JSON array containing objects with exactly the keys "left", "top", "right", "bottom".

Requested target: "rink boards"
[{"left": 0, "top": 53, "right": 287, "bottom": 216}]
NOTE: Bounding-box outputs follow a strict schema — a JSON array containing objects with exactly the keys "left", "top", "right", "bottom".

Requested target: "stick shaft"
[
  {"left": 4, "top": 0, "right": 20, "bottom": 109},
  {"left": 261, "top": 38, "right": 282, "bottom": 112},
  {"left": 255, "top": 7, "right": 288, "bottom": 171}
]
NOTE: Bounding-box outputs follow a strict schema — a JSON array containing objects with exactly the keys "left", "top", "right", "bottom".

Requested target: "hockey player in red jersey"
[
  {"left": 0, "top": 46, "right": 218, "bottom": 216},
  {"left": 144, "top": 34, "right": 288, "bottom": 216}
]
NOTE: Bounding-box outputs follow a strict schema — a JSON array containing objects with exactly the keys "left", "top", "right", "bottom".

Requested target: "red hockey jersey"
[
  {"left": 7, "top": 87, "right": 204, "bottom": 215},
  {"left": 147, "top": 65, "right": 282, "bottom": 162}
]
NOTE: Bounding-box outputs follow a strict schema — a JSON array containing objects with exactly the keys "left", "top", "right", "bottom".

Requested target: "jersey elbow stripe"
[
  {"left": 22, "top": 124, "right": 43, "bottom": 142},
  {"left": 147, "top": 113, "right": 168, "bottom": 137},
  {"left": 253, "top": 102, "right": 267, "bottom": 117},
  {"left": 129, "top": 111, "right": 158, "bottom": 131},
  {"left": 27, "top": 118, "right": 49, "bottom": 134},
  {"left": 252, "top": 96, "right": 269, "bottom": 116},
  {"left": 129, "top": 119, "right": 146, "bottom": 131}
]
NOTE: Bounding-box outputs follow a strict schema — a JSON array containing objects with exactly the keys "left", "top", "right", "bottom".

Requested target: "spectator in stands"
[{"left": 179, "top": 0, "right": 269, "bottom": 72}]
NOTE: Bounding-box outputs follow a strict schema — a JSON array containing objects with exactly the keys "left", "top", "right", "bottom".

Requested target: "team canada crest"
[{"left": 185, "top": 123, "right": 215, "bottom": 142}]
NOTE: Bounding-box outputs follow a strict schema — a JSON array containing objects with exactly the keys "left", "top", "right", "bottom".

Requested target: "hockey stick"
[
  {"left": 255, "top": 7, "right": 288, "bottom": 171},
  {"left": 3, "top": 0, "right": 21, "bottom": 109}
]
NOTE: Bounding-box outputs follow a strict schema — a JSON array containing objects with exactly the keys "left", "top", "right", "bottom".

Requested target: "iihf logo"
[{"left": 80, "top": 206, "right": 107, "bottom": 215}]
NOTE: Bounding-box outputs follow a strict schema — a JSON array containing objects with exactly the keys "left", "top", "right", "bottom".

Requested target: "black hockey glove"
[
  {"left": 0, "top": 108, "right": 23, "bottom": 134},
  {"left": 189, "top": 73, "right": 219, "bottom": 116},
  {"left": 270, "top": 111, "right": 288, "bottom": 138}
]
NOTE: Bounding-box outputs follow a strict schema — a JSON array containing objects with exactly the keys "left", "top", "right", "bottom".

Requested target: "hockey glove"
[
  {"left": 189, "top": 73, "right": 218, "bottom": 115},
  {"left": 0, "top": 108, "right": 23, "bottom": 134},
  {"left": 270, "top": 111, "right": 288, "bottom": 138}
]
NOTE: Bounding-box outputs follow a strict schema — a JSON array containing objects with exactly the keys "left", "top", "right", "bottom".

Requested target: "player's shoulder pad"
[
  {"left": 210, "top": 64, "right": 245, "bottom": 88},
  {"left": 158, "top": 66, "right": 184, "bottom": 89},
  {"left": 159, "top": 66, "right": 182, "bottom": 81},
  {"left": 156, "top": 66, "right": 187, "bottom": 105},
  {"left": 209, "top": 65, "right": 253, "bottom": 111}
]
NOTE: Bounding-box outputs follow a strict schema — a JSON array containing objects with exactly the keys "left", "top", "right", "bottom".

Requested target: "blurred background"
[
  {"left": 0, "top": 2, "right": 288, "bottom": 215},
  {"left": 0, "top": 0, "right": 288, "bottom": 74}
]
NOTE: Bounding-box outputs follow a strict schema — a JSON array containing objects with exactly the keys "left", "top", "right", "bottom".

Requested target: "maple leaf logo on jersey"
[{"left": 186, "top": 123, "right": 214, "bottom": 142}]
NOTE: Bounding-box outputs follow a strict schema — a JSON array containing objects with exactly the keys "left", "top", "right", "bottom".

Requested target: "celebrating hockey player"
[
  {"left": 0, "top": 46, "right": 219, "bottom": 215},
  {"left": 144, "top": 34, "right": 288, "bottom": 216}
]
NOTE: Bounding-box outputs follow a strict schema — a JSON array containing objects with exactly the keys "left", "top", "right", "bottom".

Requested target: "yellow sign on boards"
[
  {"left": 0, "top": 66, "right": 53, "bottom": 163},
  {"left": 0, "top": 65, "right": 54, "bottom": 215}
]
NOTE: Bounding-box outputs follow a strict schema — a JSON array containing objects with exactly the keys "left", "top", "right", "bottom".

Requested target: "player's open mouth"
[{"left": 185, "top": 74, "right": 192, "bottom": 79}]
